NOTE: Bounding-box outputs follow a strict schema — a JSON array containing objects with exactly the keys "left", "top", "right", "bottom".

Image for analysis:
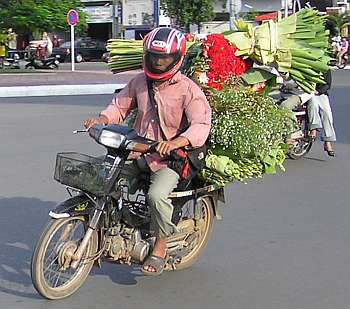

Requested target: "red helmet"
[{"left": 143, "top": 27, "right": 186, "bottom": 81}]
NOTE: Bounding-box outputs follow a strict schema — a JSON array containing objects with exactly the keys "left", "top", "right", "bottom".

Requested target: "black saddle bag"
[{"left": 168, "top": 145, "right": 207, "bottom": 190}]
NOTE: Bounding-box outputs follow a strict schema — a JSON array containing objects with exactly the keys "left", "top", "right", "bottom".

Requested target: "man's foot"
[{"left": 142, "top": 238, "right": 167, "bottom": 275}]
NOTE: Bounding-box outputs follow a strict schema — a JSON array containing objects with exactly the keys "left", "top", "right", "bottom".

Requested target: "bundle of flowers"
[
  {"left": 181, "top": 33, "right": 296, "bottom": 185},
  {"left": 200, "top": 86, "right": 295, "bottom": 186},
  {"left": 182, "top": 33, "right": 249, "bottom": 89}
]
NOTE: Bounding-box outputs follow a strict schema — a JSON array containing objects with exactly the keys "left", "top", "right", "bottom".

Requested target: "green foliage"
[
  {"left": 0, "top": 30, "right": 9, "bottom": 45},
  {"left": 326, "top": 12, "right": 350, "bottom": 36},
  {"left": 208, "top": 88, "right": 296, "bottom": 159},
  {"left": 160, "top": 0, "right": 215, "bottom": 32},
  {"left": 199, "top": 87, "right": 296, "bottom": 185},
  {"left": 0, "top": 0, "right": 87, "bottom": 36}
]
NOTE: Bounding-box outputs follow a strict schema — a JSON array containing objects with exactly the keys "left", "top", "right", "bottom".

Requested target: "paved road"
[{"left": 0, "top": 71, "right": 350, "bottom": 309}]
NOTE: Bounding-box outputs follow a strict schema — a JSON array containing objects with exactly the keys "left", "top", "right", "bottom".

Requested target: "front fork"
[
  {"left": 70, "top": 199, "right": 107, "bottom": 269},
  {"left": 71, "top": 155, "right": 123, "bottom": 268}
]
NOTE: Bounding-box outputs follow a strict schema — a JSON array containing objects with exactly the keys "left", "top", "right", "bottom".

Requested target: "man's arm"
[{"left": 179, "top": 83, "right": 212, "bottom": 147}]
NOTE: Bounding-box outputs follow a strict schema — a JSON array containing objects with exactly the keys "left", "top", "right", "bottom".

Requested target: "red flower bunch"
[{"left": 203, "top": 34, "right": 248, "bottom": 90}]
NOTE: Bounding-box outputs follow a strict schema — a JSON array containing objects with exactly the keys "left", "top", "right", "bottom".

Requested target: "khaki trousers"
[{"left": 122, "top": 158, "right": 179, "bottom": 238}]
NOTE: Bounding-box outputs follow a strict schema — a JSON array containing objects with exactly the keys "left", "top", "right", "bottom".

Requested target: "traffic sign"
[{"left": 67, "top": 9, "right": 79, "bottom": 26}]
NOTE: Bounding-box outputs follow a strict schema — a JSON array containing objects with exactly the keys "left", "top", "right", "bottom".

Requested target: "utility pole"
[
  {"left": 284, "top": 0, "right": 289, "bottom": 18},
  {"left": 229, "top": 0, "right": 237, "bottom": 31},
  {"left": 112, "top": 0, "right": 119, "bottom": 38},
  {"left": 154, "top": 0, "right": 160, "bottom": 27}
]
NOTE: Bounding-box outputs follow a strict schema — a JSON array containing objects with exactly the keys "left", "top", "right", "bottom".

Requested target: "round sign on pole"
[{"left": 67, "top": 9, "right": 79, "bottom": 26}]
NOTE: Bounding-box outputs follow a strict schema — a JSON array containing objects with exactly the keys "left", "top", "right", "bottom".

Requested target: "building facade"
[
  {"left": 80, "top": 0, "right": 169, "bottom": 40},
  {"left": 80, "top": 0, "right": 349, "bottom": 40}
]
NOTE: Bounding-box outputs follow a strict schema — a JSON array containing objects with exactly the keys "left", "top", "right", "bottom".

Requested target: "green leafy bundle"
[
  {"left": 227, "top": 8, "right": 330, "bottom": 93},
  {"left": 200, "top": 88, "right": 296, "bottom": 186},
  {"left": 209, "top": 88, "right": 295, "bottom": 158},
  {"left": 106, "top": 39, "right": 143, "bottom": 74}
]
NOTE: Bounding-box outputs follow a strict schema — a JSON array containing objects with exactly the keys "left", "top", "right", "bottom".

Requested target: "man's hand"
[
  {"left": 155, "top": 136, "right": 190, "bottom": 157},
  {"left": 156, "top": 141, "right": 179, "bottom": 157},
  {"left": 83, "top": 115, "right": 108, "bottom": 129}
]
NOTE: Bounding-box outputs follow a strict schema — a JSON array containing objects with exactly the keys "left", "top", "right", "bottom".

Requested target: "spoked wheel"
[
  {"left": 287, "top": 137, "right": 313, "bottom": 160},
  {"left": 31, "top": 216, "right": 98, "bottom": 299},
  {"left": 169, "top": 196, "right": 214, "bottom": 270}
]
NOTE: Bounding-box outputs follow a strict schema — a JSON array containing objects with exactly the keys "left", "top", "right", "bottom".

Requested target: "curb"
[{"left": 0, "top": 83, "right": 126, "bottom": 98}]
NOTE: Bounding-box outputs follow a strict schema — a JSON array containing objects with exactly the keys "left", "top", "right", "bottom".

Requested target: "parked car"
[{"left": 52, "top": 38, "right": 107, "bottom": 63}]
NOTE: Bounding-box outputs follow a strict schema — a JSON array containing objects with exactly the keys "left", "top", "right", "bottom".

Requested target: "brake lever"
[
  {"left": 148, "top": 142, "right": 158, "bottom": 153},
  {"left": 73, "top": 129, "right": 88, "bottom": 134}
]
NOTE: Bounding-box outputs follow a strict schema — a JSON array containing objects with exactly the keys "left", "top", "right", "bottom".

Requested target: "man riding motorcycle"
[{"left": 84, "top": 27, "right": 211, "bottom": 276}]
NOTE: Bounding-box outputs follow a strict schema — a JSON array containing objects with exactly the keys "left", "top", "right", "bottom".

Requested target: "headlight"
[{"left": 98, "top": 129, "right": 126, "bottom": 149}]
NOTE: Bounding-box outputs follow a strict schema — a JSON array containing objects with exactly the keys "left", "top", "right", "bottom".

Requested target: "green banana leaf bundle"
[
  {"left": 106, "top": 39, "right": 144, "bottom": 73},
  {"left": 107, "top": 39, "right": 197, "bottom": 74},
  {"left": 227, "top": 9, "right": 330, "bottom": 93}
]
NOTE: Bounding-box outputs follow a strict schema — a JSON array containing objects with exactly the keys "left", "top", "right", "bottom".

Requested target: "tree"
[
  {"left": 326, "top": 12, "right": 350, "bottom": 36},
  {"left": 160, "top": 0, "right": 216, "bottom": 33},
  {"left": 0, "top": 0, "right": 87, "bottom": 37}
]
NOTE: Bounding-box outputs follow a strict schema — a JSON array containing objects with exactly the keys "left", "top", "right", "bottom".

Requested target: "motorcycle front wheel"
[{"left": 31, "top": 216, "right": 98, "bottom": 300}]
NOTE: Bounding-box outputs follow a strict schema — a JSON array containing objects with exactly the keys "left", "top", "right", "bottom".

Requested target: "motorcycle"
[
  {"left": 274, "top": 84, "right": 314, "bottom": 160},
  {"left": 25, "top": 55, "right": 60, "bottom": 70},
  {"left": 0, "top": 53, "right": 20, "bottom": 69},
  {"left": 287, "top": 104, "right": 313, "bottom": 159},
  {"left": 31, "top": 124, "right": 224, "bottom": 300}
]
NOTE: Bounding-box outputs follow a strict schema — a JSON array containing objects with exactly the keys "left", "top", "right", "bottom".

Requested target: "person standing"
[{"left": 42, "top": 32, "right": 53, "bottom": 58}]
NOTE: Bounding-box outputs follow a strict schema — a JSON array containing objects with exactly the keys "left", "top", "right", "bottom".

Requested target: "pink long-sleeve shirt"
[{"left": 100, "top": 71, "right": 212, "bottom": 172}]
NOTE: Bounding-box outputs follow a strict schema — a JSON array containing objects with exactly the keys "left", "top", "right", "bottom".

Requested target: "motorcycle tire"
[
  {"left": 31, "top": 216, "right": 98, "bottom": 300},
  {"left": 75, "top": 54, "right": 84, "bottom": 63},
  {"left": 170, "top": 196, "right": 214, "bottom": 270},
  {"left": 287, "top": 139, "right": 313, "bottom": 160},
  {"left": 337, "top": 60, "right": 347, "bottom": 69},
  {"left": 48, "top": 63, "right": 59, "bottom": 70},
  {"left": 25, "top": 64, "right": 35, "bottom": 70}
]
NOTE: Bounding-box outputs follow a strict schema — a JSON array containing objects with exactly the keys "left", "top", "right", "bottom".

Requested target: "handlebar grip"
[
  {"left": 132, "top": 143, "right": 151, "bottom": 153},
  {"left": 126, "top": 141, "right": 158, "bottom": 153}
]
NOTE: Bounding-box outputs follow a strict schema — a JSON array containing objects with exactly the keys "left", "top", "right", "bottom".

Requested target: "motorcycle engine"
[{"left": 105, "top": 224, "right": 150, "bottom": 263}]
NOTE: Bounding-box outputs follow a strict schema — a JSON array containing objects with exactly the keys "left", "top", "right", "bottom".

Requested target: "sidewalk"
[{"left": 0, "top": 68, "right": 139, "bottom": 97}]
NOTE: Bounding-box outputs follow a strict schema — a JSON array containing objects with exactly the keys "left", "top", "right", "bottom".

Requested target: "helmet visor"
[{"left": 145, "top": 51, "right": 180, "bottom": 75}]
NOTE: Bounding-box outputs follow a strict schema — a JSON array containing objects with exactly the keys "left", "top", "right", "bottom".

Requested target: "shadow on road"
[
  {"left": 0, "top": 197, "right": 52, "bottom": 299},
  {"left": 0, "top": 196, "right": 139, "bottom": 300}
]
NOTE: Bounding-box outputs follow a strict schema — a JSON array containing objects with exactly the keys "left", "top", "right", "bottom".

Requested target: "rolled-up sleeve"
[
  {"left": 100, "top": 78, "right": 137, "bottom": 124},
  {"left": 180, "top": 84, "right": 212, "bottom": 147}
]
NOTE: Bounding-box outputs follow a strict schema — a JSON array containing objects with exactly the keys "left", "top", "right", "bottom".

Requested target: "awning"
[{"left": 255, "top": 11, "right": 279, "bottom": 22}]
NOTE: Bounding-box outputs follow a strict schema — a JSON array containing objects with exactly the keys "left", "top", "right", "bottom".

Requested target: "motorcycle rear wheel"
[
  {"left": 171, "top": 196, "right": 214, "bottom": 270},
  {"left": 31, "top": 216, "right": 98, "bottom": 300}
]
